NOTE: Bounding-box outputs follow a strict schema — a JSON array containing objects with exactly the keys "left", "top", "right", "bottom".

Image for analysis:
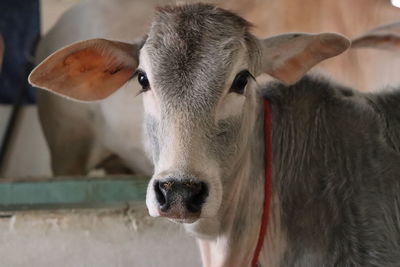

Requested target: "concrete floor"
[{"left": 0, "top": 205, "right": 201, "bottom": 267}]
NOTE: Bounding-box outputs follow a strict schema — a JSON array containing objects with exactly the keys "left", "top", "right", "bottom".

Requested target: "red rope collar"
[{"left": 251, "top": 99, "right": 273, "bottom": 267}]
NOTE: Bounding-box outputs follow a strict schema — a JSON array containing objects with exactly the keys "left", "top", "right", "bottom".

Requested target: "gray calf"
[{"left": 29, "top": 4, "right": 400, "bottom": 267}]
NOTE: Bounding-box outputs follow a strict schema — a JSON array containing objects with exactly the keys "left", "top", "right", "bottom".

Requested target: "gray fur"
[
  {"left": 264, "top": 76, "right": 400, "bottom": 266},
  {"left": 142, "top": 4, "right": 261, "bottom": 178},
  {"left": 367, "top": 90, "right": 400, "bottom": 153},
  {"left": 142, "top": 5, "right": 267, "bottom": 266}
]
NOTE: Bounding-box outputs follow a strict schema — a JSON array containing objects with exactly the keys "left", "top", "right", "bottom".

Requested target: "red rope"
[{"left": 251, "top": 99, "right": 273, "bottom": 267}]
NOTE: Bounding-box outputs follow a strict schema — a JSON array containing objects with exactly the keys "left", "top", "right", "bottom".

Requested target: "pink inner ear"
[
  {"left": 32, "top": 47, "right": 135, "bottom": 101},
  {"left": 64, "top": 49, "right": 123, "bottom": 74},
  {"left": 61, "top": 48, "right": 134, "bottom": 100},
  {"left": 264, "top": 34, "right": 349, "bottom": 85}
]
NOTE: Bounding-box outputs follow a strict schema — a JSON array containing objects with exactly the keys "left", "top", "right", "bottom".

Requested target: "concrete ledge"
[
  {"left": 0, "top": 175, "right": 149, "bottom": 211},
  {"left": 0, "top": 206, "right": 201, "bottom": 267}
]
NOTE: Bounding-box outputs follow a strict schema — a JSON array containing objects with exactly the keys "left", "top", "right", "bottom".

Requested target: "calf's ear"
[
  {"left": 260, "top": 33, "right": 350, "bottom": 85},
  {"left": 29, "top": 38, "right": 140, "bottom": 101},
  {"left": 352, "top": 22, "right": 400, "bottom": 50}
]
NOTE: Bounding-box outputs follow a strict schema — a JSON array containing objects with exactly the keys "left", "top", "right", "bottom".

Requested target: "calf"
[{"left": 29, "top": 4, "right": 400, "bottom": 266}]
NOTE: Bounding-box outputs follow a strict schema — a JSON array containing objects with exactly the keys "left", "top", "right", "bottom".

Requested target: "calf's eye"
[
  {"left": 137, "top": 71, "right": 150, "bottom": 91},
  {"left": 230, "top": 70, "right": 251, "bottom": 95}
]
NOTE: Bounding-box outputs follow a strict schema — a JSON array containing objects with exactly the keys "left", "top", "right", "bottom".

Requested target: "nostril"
[
  {"left": 186, "top": 182, "right": 209, "bottom": 213},
  {"left": 155, "top": 179, "right": 209, "bottom": 216},
  {"left": 154, "top": 180, "right": 167, "bottom": 208}
]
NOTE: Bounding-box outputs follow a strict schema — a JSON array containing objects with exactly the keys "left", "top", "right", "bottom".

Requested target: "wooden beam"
[{"left": 0, "top": 175, "right": 149, "bottom": 211}]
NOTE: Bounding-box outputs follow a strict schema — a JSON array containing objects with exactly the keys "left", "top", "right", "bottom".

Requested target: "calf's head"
[{"left": 29, "top": 4, "right": 349, "bottom": 223}]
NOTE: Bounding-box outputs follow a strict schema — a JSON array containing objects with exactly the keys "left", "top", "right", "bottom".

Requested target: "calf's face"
[
  {"left": 141, "top": 6, "right": 261, "bottom": 222},
  {"left": 28, "top": 3, "right": 350, "bottom": 224}
]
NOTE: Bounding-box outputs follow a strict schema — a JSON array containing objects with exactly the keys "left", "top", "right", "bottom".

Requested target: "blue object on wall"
[{"left": 0, "top": 0, "right": 40, "bottom": 104}]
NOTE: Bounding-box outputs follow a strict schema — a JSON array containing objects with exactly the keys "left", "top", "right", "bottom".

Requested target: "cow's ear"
[
  {"left": 260, "top": 33, "right": 350, "bottom": 85},
  {"left": 352, "top": 22, "right": 400, "bottom": 50},
  {"left": 29, "top": 38, "right": 140, "bottom": 101}
]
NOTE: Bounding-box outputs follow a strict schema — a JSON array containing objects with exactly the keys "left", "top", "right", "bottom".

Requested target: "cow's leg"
[
  {"left": 50, "top": 140, "right": 93, "bottom": 175},
  {"left": 37, "top": 90, "right": 101, "bottom": 175}
]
